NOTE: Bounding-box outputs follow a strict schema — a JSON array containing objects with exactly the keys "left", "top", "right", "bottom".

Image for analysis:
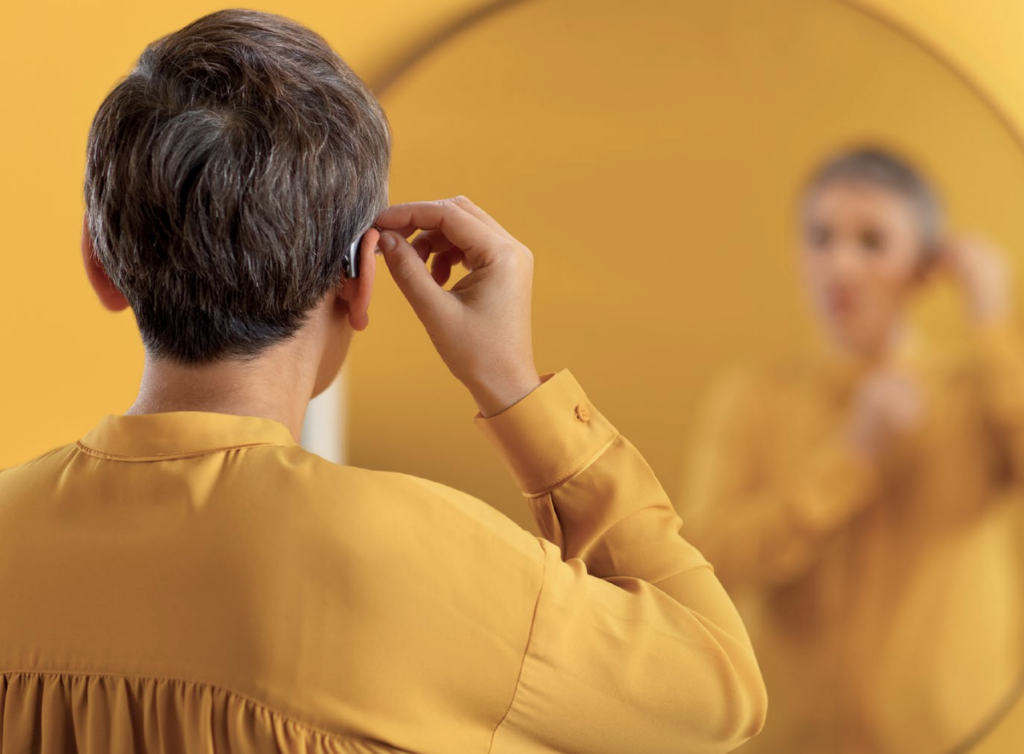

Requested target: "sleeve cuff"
[{"left": 474, "top": 370, "right": 618, "bottom": 497}]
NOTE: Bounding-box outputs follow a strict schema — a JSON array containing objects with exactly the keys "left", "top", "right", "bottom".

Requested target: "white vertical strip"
[{"left": 300, "top": 365, "right": 348, "bottom": 465}]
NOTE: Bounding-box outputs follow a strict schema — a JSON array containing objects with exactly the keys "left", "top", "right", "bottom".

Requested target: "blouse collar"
[{"left": 78, "top": 411, "right": 298, "bottom": 461}]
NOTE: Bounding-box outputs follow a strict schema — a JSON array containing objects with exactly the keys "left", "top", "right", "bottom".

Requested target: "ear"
[
  {"left": 81, "top": 213, "right": 130, "bottom": 312},
  {"left": 914, "top": 238, "right": 946, "bottom": 285},
  {"left": 341, "top": 227, "right": 379, "bottom": 331}
]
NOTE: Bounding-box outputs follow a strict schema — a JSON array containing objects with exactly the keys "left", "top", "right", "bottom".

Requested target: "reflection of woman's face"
[{"left": 801, "top": 181, "right": 925, "bottom": 356}]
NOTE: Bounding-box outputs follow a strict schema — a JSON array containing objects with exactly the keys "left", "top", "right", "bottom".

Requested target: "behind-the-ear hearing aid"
[
  {"left": 341, "top": 226, "right": 383, "bottom": 280},
  {"left": 341, "top": 236, "right": 362, "bottom": 280}
]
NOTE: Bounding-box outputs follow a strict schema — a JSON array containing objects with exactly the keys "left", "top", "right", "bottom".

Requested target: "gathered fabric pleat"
[{"left": 0, "top": 673, "right": 393, "bottom": 754}]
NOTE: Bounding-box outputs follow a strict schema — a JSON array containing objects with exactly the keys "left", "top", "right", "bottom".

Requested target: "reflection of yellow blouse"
[
  {"left": 0, "top": 372, "right": 766, "bottom": 754},
  {"left": 683, "top": 324, "right": 1024, "bottom": 754}
]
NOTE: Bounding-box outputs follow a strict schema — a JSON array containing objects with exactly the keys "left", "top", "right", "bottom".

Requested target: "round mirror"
[{"left": 353, "top": 1, "right": 1024, "bottom": 751}]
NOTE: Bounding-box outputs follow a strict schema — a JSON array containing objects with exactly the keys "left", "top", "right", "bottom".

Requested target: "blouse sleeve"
[
  {"left": 476, "top": 371, "right": 767, "bottom": 754},
  {"left": 973, "top": 321, "right": 1024, "bottom": 483},
  {"left": 681, "top": 372, "right": 878, "bottom": 587}
]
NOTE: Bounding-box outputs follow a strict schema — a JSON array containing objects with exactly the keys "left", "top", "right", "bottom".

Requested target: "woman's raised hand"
[{"left": 375, "top": 196, "right": 542, "bottom": 418}]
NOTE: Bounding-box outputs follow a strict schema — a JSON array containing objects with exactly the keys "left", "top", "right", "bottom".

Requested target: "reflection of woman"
[{"left": 684, "top": 149, "right": 1024, "bottom": 754}]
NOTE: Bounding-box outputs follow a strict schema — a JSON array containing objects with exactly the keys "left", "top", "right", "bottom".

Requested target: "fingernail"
[{"left": 378, "top": 232, "right": 397, "bottom": 252}]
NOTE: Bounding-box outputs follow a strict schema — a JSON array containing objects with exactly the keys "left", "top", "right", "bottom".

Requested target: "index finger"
[
  {"left": 376, "top": 200, "right": 501, "bottom": 265},
  {"left": 446, "top": 195, "right": 514, "bottom": 240}
]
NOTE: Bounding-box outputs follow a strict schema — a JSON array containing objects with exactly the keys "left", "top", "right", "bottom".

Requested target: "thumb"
[{"left": 379, "top": 230, "right": 449, "bottom": 323}]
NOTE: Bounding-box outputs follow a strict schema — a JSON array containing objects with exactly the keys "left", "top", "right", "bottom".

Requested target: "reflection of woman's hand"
[
  {"left": 937, "top": 236, "right": 1011, "bottom": 325},
  {"left": 849, "top": 368, "right": 923, "bottom": 462}
]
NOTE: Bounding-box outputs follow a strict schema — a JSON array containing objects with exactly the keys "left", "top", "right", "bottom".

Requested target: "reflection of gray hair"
[{"left": 805, "top": 148, "right": 945, "bottom": 251}]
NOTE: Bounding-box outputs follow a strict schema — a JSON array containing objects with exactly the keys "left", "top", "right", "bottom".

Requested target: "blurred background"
[{"left": 4, "top": 1, "right": 1024, "bottom": 751}]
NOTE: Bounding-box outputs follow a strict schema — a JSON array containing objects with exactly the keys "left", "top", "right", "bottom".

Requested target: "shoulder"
[
  {"left": 258, "top": 445, "right": 542, "bottom": 561},
  {"left": 0, "top": 444, "right": 81, "bottom": 528},
  {"left": 700, "top": 358, "right": 805, "bottom": 414},
  {"left": 909, "top": 332, "right": 993, "bottom": 386},
  {"left": 0, "top": 444, "right": 79, "bottom": 491},
  {"left": 259, "top": 449, "right": 548, "bottom": 632}
]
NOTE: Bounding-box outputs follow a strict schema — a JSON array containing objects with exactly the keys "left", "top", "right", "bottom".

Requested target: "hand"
[
  {"left": 848, "top": 367, "right": 923, "bottom": 462},
  {"left": 936, "top": 236, "right": 1012, "bottom": 325},
  {"left": 375, "top": 196, "right": 542, "bottom": 418}
]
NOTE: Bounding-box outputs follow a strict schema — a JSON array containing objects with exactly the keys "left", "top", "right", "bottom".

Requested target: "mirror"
[{"left": 352, "top": 0, "right": 1024, "bottom": 751}]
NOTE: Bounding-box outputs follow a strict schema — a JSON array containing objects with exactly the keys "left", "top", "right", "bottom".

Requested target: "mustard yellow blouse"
[
  {"left": 0, "top": 371, "right": 766, "bottom": 754},
  {"left": 683, "top": 325, "right": 1024, "bottom": 754}
]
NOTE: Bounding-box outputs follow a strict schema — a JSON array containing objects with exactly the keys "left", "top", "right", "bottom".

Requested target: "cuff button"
[{"left": 574, "top": 404, "right": 591, "bottom": 423}]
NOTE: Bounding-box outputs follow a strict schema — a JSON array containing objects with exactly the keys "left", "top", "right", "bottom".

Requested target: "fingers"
[
  {"left": 378, "top": 231, "right": 451, "bottom": 324},
  {"left": 412, "top": 229, "right": 457, "bottom": 260},
  {"left": 376, "top": 198, "right": 511, "bottom": 268},
  {"left": 381, "top": 197, "right": 512, "bottom": 241},
  {"left": 410, "top": 230, "right": 468, "bottom": 285},
  {"left": 430, "top": 249, "right": 466, "bottom": 286},
  {"left": 411, "top": 228, "right": 468, "bottom": 284},
  {"left": 445, "top": 195, "right": 514, "bottom": 240}
]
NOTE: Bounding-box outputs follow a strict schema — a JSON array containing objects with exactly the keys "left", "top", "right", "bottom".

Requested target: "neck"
[
  {"left": 832, "top": 319, "right": 912, "bottom": 366},
  {"left": 127, "top": 338, "right": 321, "bottom": 441}
]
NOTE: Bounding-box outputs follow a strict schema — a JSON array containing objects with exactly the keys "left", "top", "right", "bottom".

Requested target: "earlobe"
[
  {"left": 81, "top": 214, "right": 130, "bottom": 312},
  {"left": 344, "top": 228, "right": 378, "bottom": 332},
  {"left": 914, "top": 245, "right": 940, "bottom": 284}
]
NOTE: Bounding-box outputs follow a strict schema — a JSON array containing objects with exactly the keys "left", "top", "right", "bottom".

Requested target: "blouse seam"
[
  {"left": 485, "top": 541, "right": 548, "bottom": 753},
  {"left": 75, "top": 441, "right": 284, "bottom": 462},
  {"left": 0, "top": 669, "right": 354, "bottom": 744},
  {"left": 650, "top": 562, "right": 714, "bottom": 586},
  {"left": 521, "top": 432, "right": 619, "bottom": 499}
]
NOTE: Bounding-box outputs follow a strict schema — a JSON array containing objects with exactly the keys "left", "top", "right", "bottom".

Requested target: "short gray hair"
[
  {"left": 804, "top": 148, "right": 944, "bottom": 251},
  {"left": 85, "top": 9, "right": 391, "bottom": 363}
]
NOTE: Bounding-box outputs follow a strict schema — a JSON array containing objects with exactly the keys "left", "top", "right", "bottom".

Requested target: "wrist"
[
  {"left": 468, "top": 369, "right": 543, "bottom": 418},
  {"left": 971, "top": 301, "right": 1011, "bottom": 327},
  {"left": 848, "top": 418, "right": 882, "bottom": 463},
  {"left": 962, "top": 277, "right": 1010, "bottom": 325}
]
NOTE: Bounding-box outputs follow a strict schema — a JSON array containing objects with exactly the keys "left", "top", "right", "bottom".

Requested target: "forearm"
[
  {"left": 479, "top": 371, "right": 711, "bottom": 586},
  {"left": 492, "top": 543, "right": 766, "bottom": 754},
  {"left": 478, "top": 371, "right": 767, "bottom": 752}
]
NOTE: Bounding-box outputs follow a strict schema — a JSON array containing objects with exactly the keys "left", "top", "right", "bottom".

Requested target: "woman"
[{"left": 683, "top": 148, "right": 1024, "bottom": 754}]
